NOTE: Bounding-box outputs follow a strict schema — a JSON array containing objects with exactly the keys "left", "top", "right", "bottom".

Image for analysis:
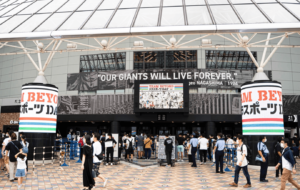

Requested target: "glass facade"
[
  {"left": 80, "top": 52, "right": 126, "bottom": 72},
  {"left": 134, "top": 50, "right": 197, "bottom": 69},
  {"left": 205, "top": 50, "right": 257, "bottom": 70}
]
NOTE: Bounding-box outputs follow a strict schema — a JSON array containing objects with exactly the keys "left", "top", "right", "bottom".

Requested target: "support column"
[
  {"left": 206, "top": 122, "right": 216, "bottom": 137},
  {"left": 111, "top": 121, "right": 120, "bottom": 134}
]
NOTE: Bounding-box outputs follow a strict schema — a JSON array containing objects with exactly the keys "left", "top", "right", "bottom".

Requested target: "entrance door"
[{"left": 159, "top": 127, "right": 169, "bottom": 135}]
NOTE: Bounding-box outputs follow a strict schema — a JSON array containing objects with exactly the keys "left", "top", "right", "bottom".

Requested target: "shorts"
[
  {"left": 15, "top": 169, "right": 26, "bottom": 177},
  {"left": 137, "top": 146, "right": 144, "bottom": 151},
  {"left": 177, "top": 145, "right": 184, "bottom": 153},
  {"left": 126, "top": 149, "right": 133, "bottom": 155},
  {"left": 92, "top": 163, "right": 100, "bottom": 177}
]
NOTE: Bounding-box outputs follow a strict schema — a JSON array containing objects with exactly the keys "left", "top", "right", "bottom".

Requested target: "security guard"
[
  {"left": 189, "top": 134, "right": 198, "bottom": 167},
  {"left": 213, "top": 133, "right": 225, "bottom": 174},
  {"left": 257, "top": 135, "right": 269, "bottom": 182}
]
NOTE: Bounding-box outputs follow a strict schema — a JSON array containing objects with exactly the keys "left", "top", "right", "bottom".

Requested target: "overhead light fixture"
[
  {"left": 242, "top": 36, "right": 249, "bottom": 43},
  {"left": 202, "top": 39, "right": 212, "bottom": 46},
  {"left": 101, "top": 40, "right": 108, "bottom": 48},
  {"left": 169, "top": 37, "right": 176, "bottom": 46},
  {"left": 133, "top": 41, "right": 144, "bottom": 48},
  {"left": 68, "top": 120, "right": 70, "bottom": 122},
  {"left": 37, "top": 42, "right": 44, "bottom": 50},
  {"left": 182, "top": 122, "right": 185, "bottom": 125},
  {"left": 67, "top": 43, "right": 77, "bottom": 49},
  {"left": 197, "top": 123, "right": 199, "bottom": 125},
  {"left": 85, "top": 120, "right": 87, "bottom": 122},
  {"left": 140, "top": 122, "right": 143, "bottom": 124}
]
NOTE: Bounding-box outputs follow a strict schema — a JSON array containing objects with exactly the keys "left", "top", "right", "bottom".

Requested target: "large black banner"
[{"left": 67, "top": 69, "right": 272, "bottom": 91}]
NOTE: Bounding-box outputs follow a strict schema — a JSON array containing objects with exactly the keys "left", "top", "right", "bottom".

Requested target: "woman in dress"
[{"left": 81, "top": 135, "right": 95, "bottom": 190}]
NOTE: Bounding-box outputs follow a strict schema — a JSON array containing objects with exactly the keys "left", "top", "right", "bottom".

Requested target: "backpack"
[
  {"left": 22, "top": 142, "right": 29, "bottom": 154},
  {"left": 78, "top": 138, "right": 84, "bottom": 147},
  {"left": 128, "top": 139, "right": 133, "bottom": 150},
  {"left": 241, "top": 143, "right": 252, "bottom": 162}
]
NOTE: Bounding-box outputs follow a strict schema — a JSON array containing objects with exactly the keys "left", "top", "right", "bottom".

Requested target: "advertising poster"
[
  {"left": 139, "top": 83, "right": 184, "bottom": 109},
  {"left": 19, "top": 84, "right": 58, "bottom": 133},
  {"left": 105, "top": 133, "right": 119, "bottom": 158},
  {"left": 158, "top": 136, "right": 175, "bottom": 160},
  {"left": 241, "top": 82, "right": 284, "bottom": 135}
]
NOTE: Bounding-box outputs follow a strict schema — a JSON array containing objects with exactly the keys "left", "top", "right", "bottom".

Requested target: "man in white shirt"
[
  {"left": 226, "top": 135, "right": 234, "bottom": 149},
  {"left": 93, "top": 132, "right": 107, "bottom": 187},
  {"left": 229, "top": 135, "right": 251, "bottom": 188},
  {"left": 275, "top": 138, "right": 300, "bottom": 190},
  {"left": 198, "top": 134, "right": 209, "bottom": 164}
]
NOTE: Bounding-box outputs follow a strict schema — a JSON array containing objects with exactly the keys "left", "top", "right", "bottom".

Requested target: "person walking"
[
  {"left": 92, "top": 132, "right": 107, "bottom": 188},
  {"left": 164, "top": 133, "right": 173, "bottom": 168},
  {"left": 2, "top": 130, "right": 13, "bottom": 177},
  {"left": 198, "top": 134, "right": 209, "bottom": 165},
  {"left": 275, "top": 137, "right": 284, "bottom": 178},
  {"left": 136, "top": 134, "right": 144, "bottom": 159},
  {"left": 177, "top": 133, "right": 184, "bottom": 162},
  {"left": 213, "top": 133, "right": 225, "bottom": 174},
  {"left": 275, "top": 138, "right": 300, "bottom": 190},
  {"left": 0, "top": 136, "right": 4, "bottom": 172},
  {"left": 229, "top": 135, "right": 251, "bottom": 188},
  {"left": 81, "top": 135, "right": 95, "bottom": 190},
  {"left": 20, "top": 136, "right": 29, "bottom": 172},
  {"left": 257, "top": 135, "right": 269, "bottom": 182},
  {"left": 14, "top": 152, "right": 27, "bottom": 189},
  {"left": 144, "top": 135, "right": 152, "bottom": 159},
  {"left": 105, "top": 134, "right": 116, "bottom": 165},
  {"left": 189, "top": 134, "right": 198, "bottom": 167}
]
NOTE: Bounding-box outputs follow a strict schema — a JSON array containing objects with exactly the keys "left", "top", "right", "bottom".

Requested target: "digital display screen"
[{"left": 139, "top": 83, "right": 184, "bottom": 109}]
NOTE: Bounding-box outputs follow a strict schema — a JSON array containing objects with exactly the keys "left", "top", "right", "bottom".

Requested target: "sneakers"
[
  {"left": 111, "top": 163, "right": 113, "bottom": 166},
  {"left": 18, "top": 184, "right": 22, "bottom": 189},
  {"left": 103, "top": 179, "right": 108, "bottom": 187},
  {"left": 243, "top": 184, "right": 251, "bottom": 188},
  {"left": 106, "top": 163, "right": 108, "bottom": 166},
  {"left": 200, "top": 162, "right": 203, "bottom": 165},
  {"left": 229, "top": 182, "right": 238, "bottom": 187},
  {"left": 165, "top": 165, "right": 170, "bottom": 168}
]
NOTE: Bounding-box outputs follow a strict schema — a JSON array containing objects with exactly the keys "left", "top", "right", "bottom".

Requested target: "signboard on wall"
[
  {"left": 19, "top": 83, "right": 58, "bottom": 133},
  {"left": 241, "top": 81, "right": 284, "bottom": 135}
]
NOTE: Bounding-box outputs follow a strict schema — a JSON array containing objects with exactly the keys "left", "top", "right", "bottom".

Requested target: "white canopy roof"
[{"left": 0, "top": 0, "right": 299, "bottom": 41}]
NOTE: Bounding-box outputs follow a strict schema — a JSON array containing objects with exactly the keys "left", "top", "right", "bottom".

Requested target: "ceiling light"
[
  {"left": 242, "top": 36, "right": 249, "bottom": 43},
  {"left": 38, "top": 42, "right": 44, "bottom": 49},
  {"left": 170, "top": 37, "right": 176, "bottom": 45},
  {"left": 202, "top": 39, "right": 212, "bottom": 46},
  {"left": 101, "top": 40, "right": 108, "bottom": 47},
  {"left": 67, "top": 43, "right": 77, "bottom": 49},
  {"left": 133, "top": 41, "right": 144, "bottom": 48}
]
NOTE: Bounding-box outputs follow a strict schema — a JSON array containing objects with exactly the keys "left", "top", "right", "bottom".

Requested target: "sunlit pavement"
[{"left": 0, "top": 159, "right": 300, "bottom": 190}]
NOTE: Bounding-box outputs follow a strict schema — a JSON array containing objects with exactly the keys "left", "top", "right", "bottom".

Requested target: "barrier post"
[
  {"left": 76, "top": 144, "right": 82, "bottom": 163},
  {"left": 42, "top": 147, "right": 45, "bottom": 166},
  {"left": 52, "top": 146, "right": 54, "bottom": 165},
  {"left": 33, "top": 147, "right": 36, "bottom": 175},
  {"left": 70, "top": 141, "right": 75, "bottom": 160},
  {"left": 61, "top": 144, "right": 69, "bottom": 167},
  {"left": 224, "top": 144, "right": 232, "bottom": 172},
  {"left": 74, "top": 142, "right": 79, "bottom": 157}
]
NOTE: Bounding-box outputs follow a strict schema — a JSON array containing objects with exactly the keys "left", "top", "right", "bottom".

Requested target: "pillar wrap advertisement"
[
  {"left": 19, "top": 83, "right": 58, "bottom": 133},
  {"left": 241, "top": 81, "right": 284, "bottom": 135}
]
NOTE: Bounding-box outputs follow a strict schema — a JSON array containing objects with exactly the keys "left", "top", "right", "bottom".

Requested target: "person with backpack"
[
  {"left": 20, "top": 136, "right": 29, "bottom": 172},
  {"left": 229, "top": 135, "right": 251, "bottom": 188},
  {"left": 5, "top": 132, "right": 23, "bottom": 182},
  {"left": 164, "top": 133, "right": 173, "bottom": 168},
  {"left": 144, "top": 135, "right": 152, "bottom": 159},
  {"left": 275, "top": 138, "right": 300, "bottom": 190},
  {"left": 275, "top": 137, "right": 284, "bottom": 178},
  {"left": 257, "top": 135, "right": 270, "bottom": 182},
  {"left": 125, "top": 134, "right": 134, "bottom": 162}
]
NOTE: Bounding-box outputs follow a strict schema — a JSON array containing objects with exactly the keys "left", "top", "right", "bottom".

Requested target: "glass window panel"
[
  {"left": 119, "top": 0, "right": 140, "bottom": 8},
  {"left": 35, "top": 12, "right": 70, "bottom": 32},
  {"left": 145, "top": 51, "right": 164, "bottom": 69},
  {"left": 12, "top": 13, "right": 50, "bottom": 33},
  {"left": 58, "top": 0, "right": 84, "bottom": 12},
  {"left": 208, "top": 0, "right": 229, "bottom": 4},
  {"left": 186, "top": 50, "right": 197, "bottom": 68},
  {"left": 133, "top": 52, "right": 144, "bottom": 69},
  {"left": 99, "top": 0, "right": 120, "bottom": 9},
  {"left": 234, "top": 4, "right": 269, "bottom": 23},
  {"left": 38, "top": 0, "right": 67, "bottom": 13},
  {"left": 161, "top": 7, "right": 184, "bottom": 26},
  {"left": 59, "top": 11, "right": 92, "bottom": 30},
  {"left": 185, "top": 0, "right": 206, "bottom": 5},
  {"left": 0, "top": 16, "right": 10, "bottom": 24},
  {"left": 281, "top": 0, "right": 299, "bottom": 2},
  {"left": 163, "top": 0, "right": 182, "bottom": 6},
  {"left": 255, "top": 0, "right": 276, "bottom": 2},
  {"left": 12, "top": 0, "right": 26, "bottom": 4},
  {"left": 134, "top": 8, "right": 159, "bottom": 27},
  {"left": 231, "top": 0, "right": 252, "bottom": 3},
  {"left": 166, "top": 51, "right": 186, "bottom": 68},
  {"left": 259, "top": 4, "right": 298, "bottom": 23},
  {"left": 1, "top": 0, "right": 14, "bottom": 6},
  {"left": 83, "top": 10, "right": 114, "bottom": 29},
  {"left": 0, "top": 4, "right": 17, "bottom": 16},
  {"left": 284, "top": 4, "right": 300, "bottom": 18},
  {"left": 2, "top": 2, "right": 31, "bottom": 16},
  {"left": 108, "top": 9, "right": 136, "bottom": 28},
  {"left": 210, "top": 5, "right": 241, "bottom": 24},
  {"left": 0, "top": 15, "right": 30, "bottom": 33},
  {"left": 78, "top": 0, "right": 100, "bottom": 11},
  {"left": 207, "top": 89, "right": 217, "bottom": 93},
  {"left": 140, "top": 0, "right": 160, "bottom": 7},
  {"left": 186, "top": 6, "right": 212, "bottom": 25},
  {"left": 18, "top": 0, "right": 51, "bottom": 14}
]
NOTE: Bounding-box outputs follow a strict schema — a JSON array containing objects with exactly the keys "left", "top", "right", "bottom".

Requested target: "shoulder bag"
[{"left": 255, "top": 142, "right": 263, "bottom": 162}]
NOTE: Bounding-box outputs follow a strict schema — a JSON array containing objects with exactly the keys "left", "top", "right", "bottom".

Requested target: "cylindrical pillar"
[
  {"left": 241, "top": 80, "right": 284, "bottom": 165},
  {"left": 206, "top": 122, "right": 216, "bottom": 137},
  {"left": 19, "top": 83, "right": 58, "bottom": 160},
  {"left": 111, "top": 121, "right": 120, "bottom": 134}
]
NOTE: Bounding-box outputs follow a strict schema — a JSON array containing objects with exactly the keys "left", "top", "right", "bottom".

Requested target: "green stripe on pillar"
[{"left": 19, "top": 127, "right": 56, "bottom": 131}]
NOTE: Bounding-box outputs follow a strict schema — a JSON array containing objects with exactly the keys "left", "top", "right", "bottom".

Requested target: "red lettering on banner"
[
  {"left": 258, "top": 90, "right": 268, "bottom": 101},
  {"left": 242, "top": 92, "right": 252, "bottom": 103},
  {"left": 268, "top": 90, "right": 277, "bottom": 101},
  {"left": 27, "top": 92, "right": 35, "bottom": 102},
  {"left": 53, "top": 95, "right": 58, "bottom": 104},
  {"left": 277, "top": 91, "right": 282, "bottom": 101},
  {"left": 21, "top": 93, "right": 24, "bottom": 102},
  {"left": 36, "top": 93, "right": 45, "bottom": 102},
  {"left": 46, "top": 93, "right": 54, "bottom": 103}
]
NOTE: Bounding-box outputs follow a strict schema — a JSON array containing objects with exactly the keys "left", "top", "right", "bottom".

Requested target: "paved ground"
[{"left": 0, "top": 159, "right": 300, "bottom": 190}]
